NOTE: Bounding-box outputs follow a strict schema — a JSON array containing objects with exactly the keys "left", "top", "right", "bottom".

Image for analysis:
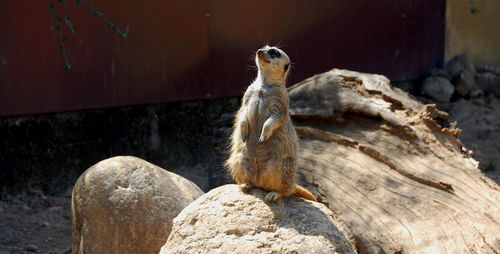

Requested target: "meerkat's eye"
[
  {"left": 284, "top": 64, "right": 289, "bottom": 72},
  {"left": 268, "top": 49, "right": 281, "bottom": 58}
]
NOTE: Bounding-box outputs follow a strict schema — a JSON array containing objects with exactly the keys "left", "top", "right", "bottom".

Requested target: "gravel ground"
[{"left": 0, "top": 189, "right": 72, "bottom": 254}]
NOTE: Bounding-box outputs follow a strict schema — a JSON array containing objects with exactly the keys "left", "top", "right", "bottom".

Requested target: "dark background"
[
  {"left": 0, "top": 0, "right": 445, "bottom": 117},
  {"left": 0, "top": 0, "right": 445, "bottom": 193}
]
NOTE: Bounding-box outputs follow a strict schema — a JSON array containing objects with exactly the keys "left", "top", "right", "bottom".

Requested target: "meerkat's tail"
[{"left": 294, "top": 184, "right": 318, "bottom": 202}]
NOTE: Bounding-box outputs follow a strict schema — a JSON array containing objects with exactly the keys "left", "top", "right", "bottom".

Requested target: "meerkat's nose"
[{"left": 267, "top": 48, "right": 281, "bottom": 59}]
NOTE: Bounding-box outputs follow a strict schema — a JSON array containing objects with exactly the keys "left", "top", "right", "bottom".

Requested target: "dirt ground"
[
  {"left": 440, "top": 95, "right": 500, "bottom": 183},
  {"left": 0, "top": 189, "right": 72, "bottom": 254},
  {"left": 1, "top": 96, "right": 499, "bottom": 254}
]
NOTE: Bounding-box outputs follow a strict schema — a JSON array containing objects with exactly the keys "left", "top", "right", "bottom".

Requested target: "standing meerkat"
[{"left": 225, "top": 45, "right": 317, "bottom": 202}]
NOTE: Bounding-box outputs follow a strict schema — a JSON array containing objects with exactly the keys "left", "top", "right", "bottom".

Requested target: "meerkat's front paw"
[
  {"left": 258, "top": 135, "right": 267, "bottom": 144},
  {"left": 265, "top": 191, "right": 281, "bottom": 202},
  {"left": 240, "top": 119, "right": 248, "bottom": 142},
  {"left": 240, "top": 183, "right": 254, "bottom": 193}
]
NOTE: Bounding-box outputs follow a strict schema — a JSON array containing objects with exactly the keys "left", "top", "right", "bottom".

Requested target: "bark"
[{"left": 288, "top": 69, "right": 500, "bottom": 253}]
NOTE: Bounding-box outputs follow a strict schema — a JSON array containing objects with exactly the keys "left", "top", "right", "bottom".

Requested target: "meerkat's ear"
[{"left": 284, "top": 64, "right": 289, "bottom": 72}]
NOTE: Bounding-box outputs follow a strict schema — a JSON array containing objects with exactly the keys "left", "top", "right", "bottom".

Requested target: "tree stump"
[{"left": 288, "top": 69, "right": 500, "bottom": 253}]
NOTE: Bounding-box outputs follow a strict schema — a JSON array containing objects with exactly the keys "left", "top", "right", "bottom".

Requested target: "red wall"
[{"left": 0, "top": 1, "right": 445, "bottom": 117}]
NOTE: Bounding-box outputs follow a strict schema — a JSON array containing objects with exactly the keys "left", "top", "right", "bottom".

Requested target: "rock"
[
  {"left": 422, "top": 76, "right": 455, "bottom": 102},
  {"left": 160, "top": 184, "right": 356, "bottom": 254},
  {"left": 72, "top": 156, "right": 204, "bottom": 254},
  {"left": 22, "top": 204, "right": 33, "bottom": 213},
  {"left": 475, "top": 64, "right": 500, "bottom": 76},
  {"left": 476, "top": 72, "right": 500, "bottom": 97},
  {"left": 454, "top": 70, "right": 477, "bottom": 97},
  {"left": 28, "top": 188, "right": 46, "bottom": 199},
  {"left": 25, "top": 244, "right": 39, "bottom": 252},
  {"left": 61, "top": 247, "right": 72, "bottom": 254},
  {"left": 47, "top": 206, "right": 63, "bottom": 212},
  {"left": 469, "top": 89, "right": 484, "bottom": 98},
  {"left": 445, "top": 54, "right": 479, "bottom": 97},
  {"left": 446, "top": 54, "right": 475, "bottom": 79},
  {"left": 430, "top": 68, "right": 451, "bottom": 80}
]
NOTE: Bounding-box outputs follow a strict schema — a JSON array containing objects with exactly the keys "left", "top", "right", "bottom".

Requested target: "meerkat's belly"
[
  {"left": 246, "top": 94, "right": 269, "bottom": 122},
  {"left": 244, "top": 95, "right": 269, "bottom": 142}
]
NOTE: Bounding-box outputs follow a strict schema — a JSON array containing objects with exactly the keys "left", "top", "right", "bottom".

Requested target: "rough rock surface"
[
  {"left": 160, "top": 184, "right": 356, "bottom": 254},
  {"left": 72, "top": 156, "right": 204, "bottom": 254},
  {"left": 287, "top": 69, "right": 500, "bottom": 253},
  {"left": 446, "top": 54, "right": 475, "bottom": 79},
  {"left": 454, "top": 70, "right": 478, "bottom": 97},
  {"left": 445, "top": 54, "right": 478, "bottom": 97},
  {"left": 476, "top": 72, "right": 500, "bottom": 98},
  {"left": 421, "top": 76, "right": 455, "bottom": 102},
  {"left": 429, "top": 68, "right": 451, "bottom": 80}
]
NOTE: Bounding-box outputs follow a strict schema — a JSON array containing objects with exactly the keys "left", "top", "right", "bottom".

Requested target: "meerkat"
[{"left": 225, "top": 45, "right": 317, "bottom": 202}]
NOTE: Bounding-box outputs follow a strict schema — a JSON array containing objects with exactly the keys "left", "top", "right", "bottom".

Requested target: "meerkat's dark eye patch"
[
  {"left": 284, "top": 64, "right": 289, "bottom": 72},
  {"left": 268, "top": 49, "right": 281, "bottom": 58}
]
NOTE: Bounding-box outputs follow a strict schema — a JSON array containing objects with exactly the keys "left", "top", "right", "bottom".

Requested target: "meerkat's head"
[{"left": 255, "top": 45, "right": 290, "bottom": 85}]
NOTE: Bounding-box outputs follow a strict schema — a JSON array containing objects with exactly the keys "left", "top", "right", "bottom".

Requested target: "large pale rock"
[
  {"left": 160, "top": 184, "right": 356, "bottom": 254},
  {"left": 72, "top": 156, "right": 204, "bottom": 254}
]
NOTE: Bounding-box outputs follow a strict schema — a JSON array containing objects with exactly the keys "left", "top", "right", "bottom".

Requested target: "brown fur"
[{"left": 225, "top": 46, "right": 317, "bottom": 202}]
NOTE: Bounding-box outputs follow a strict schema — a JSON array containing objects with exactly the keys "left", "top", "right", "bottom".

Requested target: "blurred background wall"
[
  {"left": 0, "top": 0, "right": 446, "bottom": 117},
  {"left": 446, "top": 0, "right": 500, "bottom": 65}
]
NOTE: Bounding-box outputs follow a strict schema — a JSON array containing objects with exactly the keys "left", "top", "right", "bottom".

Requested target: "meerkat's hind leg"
[
  {"left": 240, "top": 182, "right": 254, "bottom": 193},
  {"left": 265, "top": 191, "right": 281, "bottom": 202}
]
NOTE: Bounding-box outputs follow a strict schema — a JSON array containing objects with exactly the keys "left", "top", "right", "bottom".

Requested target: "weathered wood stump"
[{"left": 289, "top": 69, "right": 500, "bottom": 253}]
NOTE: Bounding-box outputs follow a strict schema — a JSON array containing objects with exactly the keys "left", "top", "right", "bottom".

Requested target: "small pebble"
[
  {"left": 48, "top": 206, "right": 63, "bottom": 212},
  {"left": 26, "top": 244, "right": 39, "bottom": 252},
  {"left": 22, "top": 204, "right": 33, "bottom": 212}
]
